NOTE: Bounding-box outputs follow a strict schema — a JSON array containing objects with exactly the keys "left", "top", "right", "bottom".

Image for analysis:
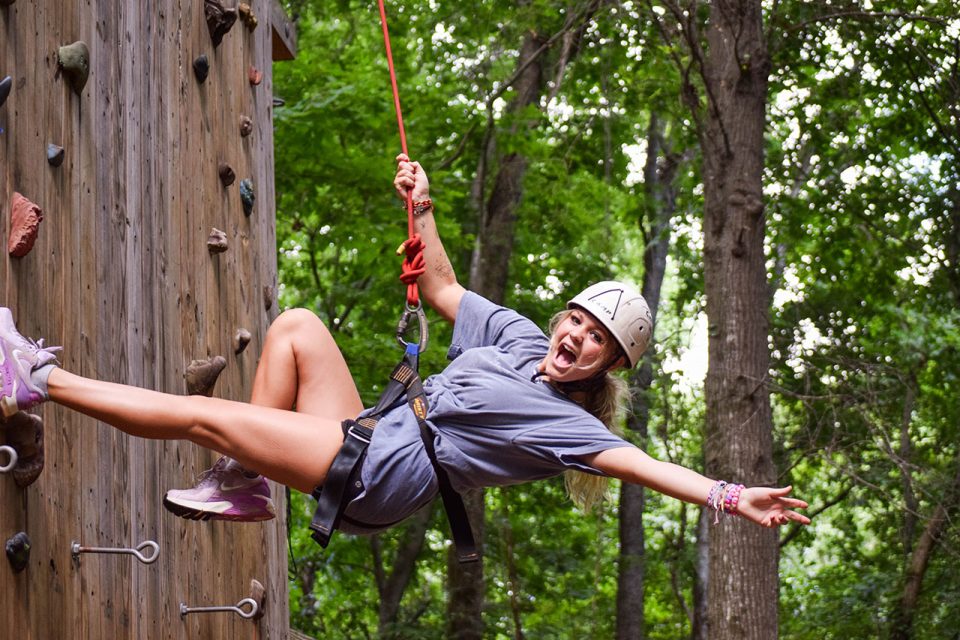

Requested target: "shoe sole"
[{"left": 162, "top": 496, "right": 277, "bottom": 522}]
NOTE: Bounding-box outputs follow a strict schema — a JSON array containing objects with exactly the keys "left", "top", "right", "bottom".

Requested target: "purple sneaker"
[
  {"left": 163, "top": 457, "right": 276, "bottom": 522},
  {"left": 0, "top": 308, "right": 61, "bottom": 418}
]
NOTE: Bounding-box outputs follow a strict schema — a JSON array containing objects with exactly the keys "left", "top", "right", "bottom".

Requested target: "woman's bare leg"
[
  {"left": 46, "top": 309, "right": 365, "bottom": 495},
  {"left": 248, "top": 308, "right": 363, "bottom": 419}
]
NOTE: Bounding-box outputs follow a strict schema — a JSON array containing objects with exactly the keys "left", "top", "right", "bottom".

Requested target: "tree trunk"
[
  {"left": 889, "top": 457, "right": 960, "bottom": 640},
  {"left": 692, "top": 509, "right": 710, "bottom": 640},
  {"left": 617, "top": 113, "right": 680, "bottom": 639},
  {"left": 450, "top": 30, "right": 549, "bottom": 639},
  {"left": 375, "top": 505, "right": 434, "bottom": 637},
  {"left": 468, "top": 33, "right": 545, "bottom": 301},
  {"left": 696, "top": 2, "right": 779, "bottom": 638},
  {"left": 445, "top": 489, "right": 486, "bottom": 640}
]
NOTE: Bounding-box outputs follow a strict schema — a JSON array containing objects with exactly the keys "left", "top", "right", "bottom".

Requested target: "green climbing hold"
[{"left": 57, "top": 41, "right": 90, "bottom": 95}]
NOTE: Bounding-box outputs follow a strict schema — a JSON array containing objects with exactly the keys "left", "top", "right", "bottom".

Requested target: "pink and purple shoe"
[
  {"left": 0, "top": 307, "right": 61, "bottom": 418},
  {"left": 163, "top": 457, "right": 276, "bottom": 522}
]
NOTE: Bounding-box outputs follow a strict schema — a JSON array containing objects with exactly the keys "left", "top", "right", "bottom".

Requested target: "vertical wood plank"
[{"left": 1, "top": 2, "right": 290, "bottom": 637}]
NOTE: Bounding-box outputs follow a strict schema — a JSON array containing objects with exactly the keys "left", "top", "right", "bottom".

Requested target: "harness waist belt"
[{"left": 308, "top": 353, "right": 478, "bottom": 563}]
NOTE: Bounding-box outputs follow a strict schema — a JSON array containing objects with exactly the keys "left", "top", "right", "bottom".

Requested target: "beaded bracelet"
[
  {"left": 724, "top": 484, "right": 744, "bottom": 515},
  {"left": 707, "top": 480, "right": 745, "bottom": 523}
]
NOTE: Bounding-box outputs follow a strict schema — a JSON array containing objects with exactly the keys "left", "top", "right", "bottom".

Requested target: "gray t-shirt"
[{"left": 339, "top": 291, "right": 633, "bottom": 534}]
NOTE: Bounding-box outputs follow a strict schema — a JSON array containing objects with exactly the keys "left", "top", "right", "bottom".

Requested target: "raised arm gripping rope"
[{"left": 308, "top": 0, "right": 477, "bottom": 564}]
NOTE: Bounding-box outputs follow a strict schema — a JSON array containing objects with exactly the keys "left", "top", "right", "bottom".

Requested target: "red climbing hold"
[{"left": 8, "top": 192, "right": 43, "bottom": 258}]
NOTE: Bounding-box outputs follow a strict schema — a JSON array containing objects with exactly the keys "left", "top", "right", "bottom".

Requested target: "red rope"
[{"left": 377, "top": 0, "right": 422, "bottom": 307}]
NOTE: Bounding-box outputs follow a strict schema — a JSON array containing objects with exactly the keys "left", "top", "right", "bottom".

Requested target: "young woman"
[{"left": 0, "top": 155, "right": 810, "bottom": 533}]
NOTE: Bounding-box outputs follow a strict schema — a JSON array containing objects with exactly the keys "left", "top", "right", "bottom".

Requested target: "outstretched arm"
[
  {"left": 584, "top": 447, "right": 811, "bottom": 528},
  {"left": 393, "top": 154, "right": 465, "bottom": 323}
]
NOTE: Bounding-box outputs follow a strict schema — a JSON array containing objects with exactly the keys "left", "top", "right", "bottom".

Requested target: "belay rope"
[{"left": 308, "top": 0, "right": 478, "bottom": 564}]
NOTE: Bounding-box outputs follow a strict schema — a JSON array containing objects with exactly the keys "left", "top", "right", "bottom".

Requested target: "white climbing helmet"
[{"left": 567, "top": 281, "right": 653, "bottom": 368}]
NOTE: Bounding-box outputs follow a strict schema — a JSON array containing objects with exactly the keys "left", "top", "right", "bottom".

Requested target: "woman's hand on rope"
[
  {"left": 394, "top": 153, "right": 430, "bottom": 203},
  {"left": 736, "top": 486, "right": 811, "bottom": 528}
]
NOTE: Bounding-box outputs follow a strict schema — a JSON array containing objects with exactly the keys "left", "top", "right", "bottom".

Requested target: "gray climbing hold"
[
  {"left": 5, "top": 532, "right": 31, "bottom": 574},
  {"left": 193, "top": 55, "right": 210, "bottom": 84},
  {"left": 0, "top": 76, "right": 11, "bottom": 108},
  {"left": 239, "top": 179, "right": 255, "bottom": 216},
  {"left": 47, "top": 143, "right": 65, "bottom": 167},
  {"left": 207, "top": 228, "right": 228, "bottom": 254},
  {"left": 57, "top": 41, "right": 90, "bottom": 95},
  {"left": 185, "top": 356, "right": 227, "bottom": 397},
  {"left": 233, "top": 328, "right": 252, "bottom": 354}
]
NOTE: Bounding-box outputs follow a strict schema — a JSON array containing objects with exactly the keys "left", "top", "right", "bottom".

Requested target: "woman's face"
[{"left": 541, "top": 308, "right": 618, "bottom": 382}]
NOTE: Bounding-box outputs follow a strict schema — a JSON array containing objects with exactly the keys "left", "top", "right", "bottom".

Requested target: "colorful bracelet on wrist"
[
  {"left": 707, "top": 480, "right": 744, "bottom": 523},
  {"left": 412, "top": 199, "right": 433, "bottom": 216}
]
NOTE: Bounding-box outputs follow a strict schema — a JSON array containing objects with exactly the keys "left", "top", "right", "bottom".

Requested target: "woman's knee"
[{"left": 268, "top": 308, "right": 330, "bottom": 341}]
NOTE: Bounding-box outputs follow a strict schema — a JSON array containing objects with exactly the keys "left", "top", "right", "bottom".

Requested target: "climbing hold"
[
  {"left": 193, "top": 55, "right": 210, "bottom": 84},
  {"left": 8, "top": 192, "right": 43, "bottom": 258},
  {"left": 5, "top": 532, "right": 30, "bottom": 574},
  {"left": 0, "top": 75, "right": 11, "bottom": 108},
  {"left": 233, "top": 328, "right": 251, "bottom": 354},
  {"left": 239, "top": 179, "right": 255, "bottom": 216},
  {"left": 238, "top": 3, "right": 258, "bottom": 31},
  {"left": 0, "top": 0, "right": 16, "bottom": 6},
  {"left": 249, "top": 579, "right": 266, "bottom": 620},
  {"left": 263, "top": 285, "right": 274, "bottom": 311},
  {"left": 185, "top": 356, "right": 227, "bottom": 397},
  {"left": 57, "top": 41, "right": 90, "bottom": 95},
  {"left": 239, "top": 115, "right": 253, "bottom": 138},
  {"left": 204, "top": 0, "right": 237, "bottom": 47},
  {"left": 248, "top": 66, "right": 262, "bottom": 86},
  {"left": 47, "top": 143, "right": 65, "bottom": 167},
  {"left": 218, "top": 162, "right": 236, "bottom": 187},
  {"left": 5, "top": 411, "right": 44, "bottom": 488},
  {"left": 207, "top": 228, "right": 228, "bottom": 254}
]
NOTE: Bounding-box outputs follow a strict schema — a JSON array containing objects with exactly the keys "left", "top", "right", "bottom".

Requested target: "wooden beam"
[{"left": 272, "top": 0, "right": 298, "bottom": 61}]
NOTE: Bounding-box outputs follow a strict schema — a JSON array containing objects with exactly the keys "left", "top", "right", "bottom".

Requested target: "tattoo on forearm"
[{"left": 435, "top": 252, "right": 453, "bottom": 279}]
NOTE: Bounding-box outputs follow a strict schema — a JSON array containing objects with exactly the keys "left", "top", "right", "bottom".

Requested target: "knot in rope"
[{"left": 398, "top": 234, "right": 426, "bottom": 306}]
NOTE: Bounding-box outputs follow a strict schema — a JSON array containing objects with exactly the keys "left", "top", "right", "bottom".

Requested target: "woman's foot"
[
  {"left": 163, "top": 457, "right": 276, "bottom": 522},
  {"left": 0, "top": 308, "right": 60, "bottom": 418}
]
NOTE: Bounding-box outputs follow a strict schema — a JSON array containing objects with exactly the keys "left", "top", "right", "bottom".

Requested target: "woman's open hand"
[{"left": 737, "top": 486, "right": 811, "bottom": 528}]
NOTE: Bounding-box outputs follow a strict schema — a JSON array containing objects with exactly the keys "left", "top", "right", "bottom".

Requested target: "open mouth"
[{"left": 556, "top": 343, "right": 577, "bottom": 368}]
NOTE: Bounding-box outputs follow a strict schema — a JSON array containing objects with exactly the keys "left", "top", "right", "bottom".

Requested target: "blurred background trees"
[{"left": 273, "top": 1, "right": 959, "bottom": 638}]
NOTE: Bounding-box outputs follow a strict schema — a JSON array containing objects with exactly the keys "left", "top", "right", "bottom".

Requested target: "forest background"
[{"left": 270, "top": 1, "right": 960, "bottom": 638}]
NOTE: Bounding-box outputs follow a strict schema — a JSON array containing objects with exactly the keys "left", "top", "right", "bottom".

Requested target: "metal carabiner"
[{"left": 396, "top": 303, "right": 428, "bottom": 354}]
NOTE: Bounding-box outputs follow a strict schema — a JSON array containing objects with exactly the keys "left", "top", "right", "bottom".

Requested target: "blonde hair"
[{"left": 547, "top": 310, "right": 632, "bottom": 512}]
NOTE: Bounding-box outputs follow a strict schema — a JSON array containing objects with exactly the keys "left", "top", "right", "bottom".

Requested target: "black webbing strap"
[
  {"left": 309, "top": 351, "right": 478, "bottom": 563},
  {"left": 309, "top": 420, "right": 372, "bottom": 547}
]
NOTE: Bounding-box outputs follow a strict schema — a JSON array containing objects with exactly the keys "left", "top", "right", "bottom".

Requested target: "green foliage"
[{"left": 274, "top": 0, "right": 960, "bottom": 638}]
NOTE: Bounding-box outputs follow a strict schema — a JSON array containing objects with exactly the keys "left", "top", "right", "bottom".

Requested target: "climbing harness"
[{"left": 308, "top": 0, "right": 478, "bottom": 564}]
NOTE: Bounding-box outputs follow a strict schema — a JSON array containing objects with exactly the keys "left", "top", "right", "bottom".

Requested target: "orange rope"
[{"left": 377, "top": 0, "right": 421, "bottom": 306}]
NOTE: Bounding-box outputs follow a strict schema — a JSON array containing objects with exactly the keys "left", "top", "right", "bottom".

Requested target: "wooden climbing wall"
[{"left": 0, "top": 1, "right": 297, "bottom": 638}]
